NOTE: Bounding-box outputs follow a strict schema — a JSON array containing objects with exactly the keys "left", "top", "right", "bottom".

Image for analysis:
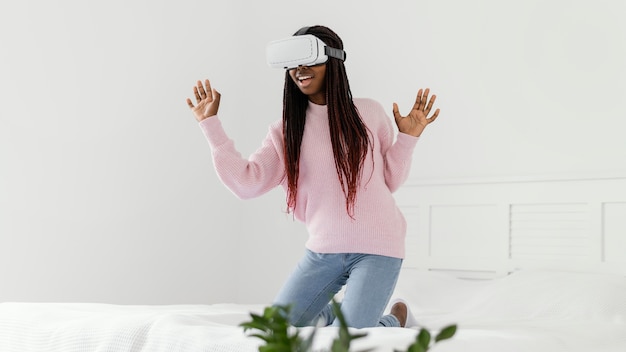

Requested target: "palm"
[
  {"left": 186, "top": 79, "right": 221, "bottom": 122},
  {"left": 393, "top": 88, "right": 440, "bottom": 137},
  {"left": 192, "top": 98, "right": 214, "bottom": 119},
  {"left": 396, "top": 110, "right": 428, "bottom": 135}
]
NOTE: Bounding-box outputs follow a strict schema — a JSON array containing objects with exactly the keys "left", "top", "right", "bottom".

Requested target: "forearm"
[
  {"left": 383, "top": 133, "right": 419, "bottom": 192},
  {"left": 199, "top": 116, "right": 284, "bottom": 199}
]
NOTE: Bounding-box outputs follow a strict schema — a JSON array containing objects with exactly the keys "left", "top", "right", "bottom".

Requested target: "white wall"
[{"left": 1, "top": 0, "right": 625, "bottom": 304}]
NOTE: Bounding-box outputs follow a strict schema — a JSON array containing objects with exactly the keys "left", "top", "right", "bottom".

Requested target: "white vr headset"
[{"left": 266, "top": 34, "right": 346, "bottom": 69}]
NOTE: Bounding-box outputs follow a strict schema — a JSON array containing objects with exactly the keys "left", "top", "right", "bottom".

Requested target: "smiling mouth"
[{"left": 297, "top": 75, "right": 313, "bottom": 87}]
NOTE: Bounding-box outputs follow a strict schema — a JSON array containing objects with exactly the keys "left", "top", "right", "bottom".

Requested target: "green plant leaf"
[
  {"left": 407, "top": 343, "right": 426, "bottom": 352},
  {"left": 241, "top": 320, "right": 270, "bottom": 332},
  {"left": 417, "top": 328, "right": 431, "bottom": 348},
  {"left": 259, "top": 343, "right": 292, "bottom": 352},
  {"left": 434, "top": 324, "right": 457, "bottom": 342},
  {"left": 249, "top": 333, "right": 272, "bottom": 342},
  {"left": 329, "top": 298, "right": 368, "bottom": 349},
  {"left": 299, "top": 328, "right": 317, "bottom": 352},
  {"left": 239, "top": 304, "right": 305, "bottom": 351},
  {"left": 331, "top": 339, "right": 349, "bottom": 352}
]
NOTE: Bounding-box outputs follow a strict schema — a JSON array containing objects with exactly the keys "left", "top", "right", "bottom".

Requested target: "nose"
[{"left": 289, "top": 65, "right": 306, "bottom": 72}]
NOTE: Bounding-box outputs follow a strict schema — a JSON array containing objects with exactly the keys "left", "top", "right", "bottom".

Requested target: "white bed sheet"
[
  {"left": 391, "top": 269, "right": 626, "bottom": 351},
  {"left": 1, "top": 270, "right": 625, "bottom": 352},
  {"left": 0, "top": 302, "right": 422, "bottom": 352},
  {"left": 0, "top": 303, "right": 263, "bottom": 352}
]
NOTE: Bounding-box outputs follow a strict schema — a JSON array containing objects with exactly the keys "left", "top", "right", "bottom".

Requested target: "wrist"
[{"left": 399, "top": 130, "right": 421, "bottom": 138}]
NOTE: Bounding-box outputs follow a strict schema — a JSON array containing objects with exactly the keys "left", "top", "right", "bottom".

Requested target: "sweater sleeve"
[
  {"left": 198, "top": 116, "right": 285, "bottom": 199},
  {"left": 379, "top": 108, "right": 419, "bottom": 193}
]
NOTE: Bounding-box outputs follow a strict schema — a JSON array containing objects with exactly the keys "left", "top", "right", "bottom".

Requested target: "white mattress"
[{"left": 1, "top": 270, "right": 625, "bottom": 352}]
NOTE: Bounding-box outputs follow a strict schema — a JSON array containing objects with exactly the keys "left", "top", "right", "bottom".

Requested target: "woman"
[{"left": 186, "top": 25, "right": 439, "bottom": 328}]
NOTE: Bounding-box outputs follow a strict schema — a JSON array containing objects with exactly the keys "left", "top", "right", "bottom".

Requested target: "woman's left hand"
[{"left": 392, "top": 88, "right": 440, "bottom": 137}]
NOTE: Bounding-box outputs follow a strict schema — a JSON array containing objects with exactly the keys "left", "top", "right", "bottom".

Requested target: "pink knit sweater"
[{"left": 199, "top": 98, "right": 418, "bottom": 259}]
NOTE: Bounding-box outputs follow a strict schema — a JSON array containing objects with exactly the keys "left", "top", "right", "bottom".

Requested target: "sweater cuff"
[
  {"left": 396, "top": 132, "right": 420, "bottom": 150},
  {"left": 198, "top": 116, "right": 230, "bottom": 149}
]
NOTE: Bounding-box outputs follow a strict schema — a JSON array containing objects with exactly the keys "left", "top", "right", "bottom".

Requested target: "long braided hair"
[{"left": 282, "top": 25, "right": 372, "bottom": 218}]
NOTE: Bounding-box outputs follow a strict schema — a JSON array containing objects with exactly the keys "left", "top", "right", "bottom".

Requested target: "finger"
[
  {"left": 424, "top": 94, "right": 436, "bottom": 115},
  {"left": 413, "top": 89, "right": 427, "bottom": 112},
  {"left": 212, "top": 89, "right": 221, "bottom": 110},
  {"left": 392, "top": 102, "right": 402, "bottom": 122},
  {"left": 204, "top": 79, "right": 213, "bottom": 101},
  {"left": 186, "top": 98, "right": 195, "bottom": 109},
  {"left": 412, "top": 89, "right": 423, "bottom": 110},
  {"left": 420, "top": 88, "right": 431, "bottom": 111},
  {"left": 193, "top": 86, "right": 201, "bottom": 103},
  {"left": 427, "top": 108, "right": 440, "bottom": 124},
  {"left": 196, "top": 80, "right": 207, "bottom": 98}
]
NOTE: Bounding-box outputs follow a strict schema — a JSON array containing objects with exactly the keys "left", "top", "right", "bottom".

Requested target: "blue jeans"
[{"left": 273, "top": 249, "right": 402, "bottom": 328}]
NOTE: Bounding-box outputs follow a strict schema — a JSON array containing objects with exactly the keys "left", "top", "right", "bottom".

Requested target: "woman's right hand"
[{"left": 186, "top": 79, "right": 221, "bottom": 122}]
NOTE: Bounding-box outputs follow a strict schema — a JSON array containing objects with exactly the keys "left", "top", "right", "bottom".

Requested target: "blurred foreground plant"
[
  {"left": 240, "top": 304, "right": 315, "bottom": 352},
  {"left": 398, "top": 324, "right": 457, "bottom": 352},
  {"left": 240, "top": 300, "right": 456, "bottom": 352}
]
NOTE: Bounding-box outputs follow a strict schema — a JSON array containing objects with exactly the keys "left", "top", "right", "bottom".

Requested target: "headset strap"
[
  {"left": 295, "top": 26, "right": 310, "bottom": 35},
  {"left": 325, "top": 46, "right": 346, "bottom": 61}
]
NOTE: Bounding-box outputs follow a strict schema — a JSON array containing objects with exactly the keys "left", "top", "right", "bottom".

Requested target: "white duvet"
[{"left": 1, "top": 270, "right": 625, "bottom": 352}]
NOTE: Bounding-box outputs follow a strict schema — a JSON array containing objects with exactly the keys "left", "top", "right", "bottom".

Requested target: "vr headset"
[{"left": 266, "top": 29, "right": 346, "bottom": 69}]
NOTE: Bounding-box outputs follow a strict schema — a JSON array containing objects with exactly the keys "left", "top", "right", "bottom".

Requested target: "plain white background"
[{"left": 1, "top": 0, "right": 625, "bottom": 304}]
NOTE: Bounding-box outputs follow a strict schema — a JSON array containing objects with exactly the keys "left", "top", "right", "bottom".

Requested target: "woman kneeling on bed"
[{"left": 186, "top": 25, "right": 439, "bottom": 328}]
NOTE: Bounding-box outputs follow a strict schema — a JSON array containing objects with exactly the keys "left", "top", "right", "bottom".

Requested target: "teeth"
[{"left": 298, "top": 76, "right": 312, "bottom": 81}]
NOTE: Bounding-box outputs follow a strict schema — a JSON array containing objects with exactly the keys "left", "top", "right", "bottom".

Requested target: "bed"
[{"left": 2, "top": 175, "right": 625, "bottom": 351}]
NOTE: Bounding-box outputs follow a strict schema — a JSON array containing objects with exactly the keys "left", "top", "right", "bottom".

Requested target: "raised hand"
[
  {"left": 392, "top": 88, "right": 440, "bottom": 137},
  {"left": 186, "top": 79, "right": 221, "bottom": 122}
]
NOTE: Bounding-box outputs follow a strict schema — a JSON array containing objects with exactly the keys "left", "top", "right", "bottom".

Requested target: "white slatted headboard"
[{"left": 395, "top": 175, "right": 626, "bottom": 279}]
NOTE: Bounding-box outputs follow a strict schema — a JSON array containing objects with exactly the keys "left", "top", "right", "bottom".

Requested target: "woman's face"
[{"left": 289, "top": 64, "right": 327, "bottom": 105}]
